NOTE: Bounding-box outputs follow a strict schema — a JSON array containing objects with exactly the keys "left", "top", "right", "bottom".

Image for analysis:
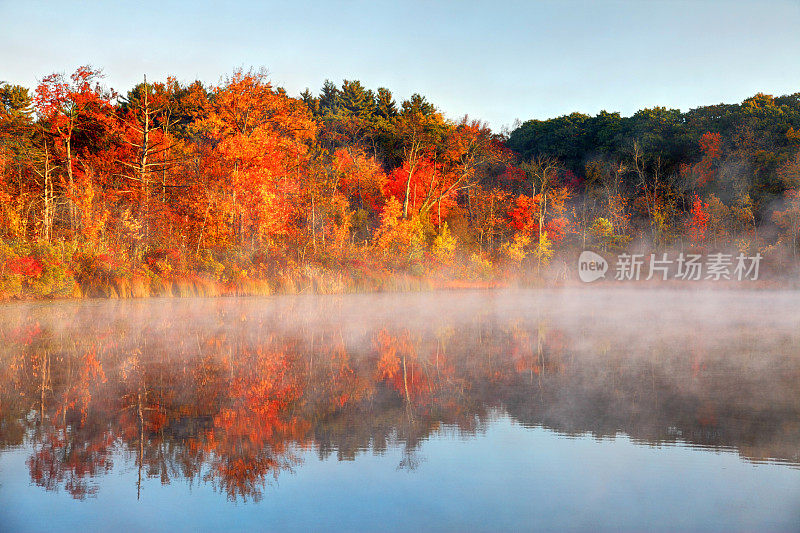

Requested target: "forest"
[{"left": 1, "top": 66, "right": 800, "bottom": 298}]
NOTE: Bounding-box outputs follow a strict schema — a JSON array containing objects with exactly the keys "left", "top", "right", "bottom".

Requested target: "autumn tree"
[
  {"left": 772, "top": 189, "right": 800, "bottom": 260},
  {"left": 511, "top": 156, "right": 572, "bottom": 273},
  {"left": 33, "top": 66, "right": 116, "bottom": 239},
  {"left": 687, "top": 195, "right": 710, "bottom": 246},
  {"left": 117, "top": 76, "right": 187, "bottom": 250},
  {"left": 392, "top": 96, "right": 447, "bottom": 219},
  {"left": 193, "top": 68, "right": 316, "bottom": 251}
]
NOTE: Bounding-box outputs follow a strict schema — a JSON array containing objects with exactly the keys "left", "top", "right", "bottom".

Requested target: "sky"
[{"left": 1, "top": 0, "right": 799, "bottom": 131}]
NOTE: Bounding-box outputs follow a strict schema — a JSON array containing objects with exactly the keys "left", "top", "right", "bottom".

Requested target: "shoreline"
[{"left": 2, "top": 277, "right": 797, "bottom": 302}]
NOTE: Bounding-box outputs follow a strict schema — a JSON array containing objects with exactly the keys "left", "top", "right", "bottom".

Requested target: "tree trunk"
[
  {"left": 66, "top": 135, "right": 75, "bottom": 237},
  {"left": 43, "top": 143, "right": 53, "bottom": 242}
]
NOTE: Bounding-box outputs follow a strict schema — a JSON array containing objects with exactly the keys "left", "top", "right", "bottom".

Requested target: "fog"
[{"left": 0, "top": 288, "right": 798, "bottom": 503}]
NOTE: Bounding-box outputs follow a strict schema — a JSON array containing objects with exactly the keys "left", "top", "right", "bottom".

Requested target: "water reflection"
[{"left": 0, "top": 290, "right": 798, "bottom": 504}]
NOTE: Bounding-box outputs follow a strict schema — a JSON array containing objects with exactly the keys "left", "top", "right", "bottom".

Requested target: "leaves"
[{"left": 3, "top": 67, "right": 800, "bottom": 290}]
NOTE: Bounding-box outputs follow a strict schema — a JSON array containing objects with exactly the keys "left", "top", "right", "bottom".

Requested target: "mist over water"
[{"left": 0, "top": 289, "right": 799, "bottom": 531}]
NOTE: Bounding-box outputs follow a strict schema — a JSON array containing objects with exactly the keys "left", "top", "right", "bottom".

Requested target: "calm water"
[{"left": 0, "top": 289, "right": 798, "bottom": 532}]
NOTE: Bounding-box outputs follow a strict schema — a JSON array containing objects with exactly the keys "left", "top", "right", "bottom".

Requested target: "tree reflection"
[{"left": 0, "top": 298, "right": 798, "bottom": 501}]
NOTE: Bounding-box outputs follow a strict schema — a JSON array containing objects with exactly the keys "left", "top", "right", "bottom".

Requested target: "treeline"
[
  {"left": 507, "top": 95, "right": 800, "bottom": 254},
  {"left": 0, "top": 66, "right": 799, "bottom": 297}
]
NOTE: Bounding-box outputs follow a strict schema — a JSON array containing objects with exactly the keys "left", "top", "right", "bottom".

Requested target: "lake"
[{"left": 0, "top": 289, "right": 798, "bottom": 532}]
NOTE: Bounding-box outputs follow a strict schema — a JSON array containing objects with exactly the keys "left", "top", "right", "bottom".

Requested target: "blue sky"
[{"left": 2, "top": 0, "right": 799, "bottom": 130}]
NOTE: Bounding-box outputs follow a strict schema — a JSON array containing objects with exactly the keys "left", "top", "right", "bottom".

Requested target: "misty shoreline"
[{"left": 3, "top": 278, "right": 800, "bottom": 302}]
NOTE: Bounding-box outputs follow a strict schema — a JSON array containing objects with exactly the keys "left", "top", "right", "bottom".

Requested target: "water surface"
[{"left": 0, "top": 290, "right": 798, "bottom": 531}]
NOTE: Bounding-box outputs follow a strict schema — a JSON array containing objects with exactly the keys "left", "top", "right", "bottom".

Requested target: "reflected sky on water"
[{"left": 0, "top": 289, "right": 798, "bottom": 531}]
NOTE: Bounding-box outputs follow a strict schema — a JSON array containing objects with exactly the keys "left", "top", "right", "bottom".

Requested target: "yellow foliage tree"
[
  {"left": 373, "top": 197, "right": 424, "bottom": 269},
  {"left": 532, "top": 231, "right": 554, "bottom": 275},
  {"left": 500, "top": 233, "right": 530, "bottom": 264},
  {"left": 431, "top": 222, "right": 456, "bottom": 263}
]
